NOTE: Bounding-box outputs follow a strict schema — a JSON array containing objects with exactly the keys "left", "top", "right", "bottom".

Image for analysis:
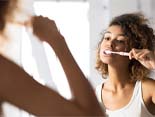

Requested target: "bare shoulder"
[
  {"left": 142, "top": 78, "right": 155, "bottom": 93},
  {"left": 141, "top": 78, "right": 155, "bottom": 102}
]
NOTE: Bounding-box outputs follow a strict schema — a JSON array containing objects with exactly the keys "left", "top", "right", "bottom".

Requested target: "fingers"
[
  {"left": 25, "top": 15, "right": 62, "bottom": 43},
  {"left": 25, "top": 15, "right": 56, "bottom": 28},
  {"left": 129, "top": 48, "right": 137, "bottom": 60},
  {"left": 129, "top": 48, "right": 151, "bottom": 61}
]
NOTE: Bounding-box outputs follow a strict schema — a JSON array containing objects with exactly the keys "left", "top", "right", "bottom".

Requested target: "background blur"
[{"left": 2, "top": 0, "right": 155, "bottom": 116}]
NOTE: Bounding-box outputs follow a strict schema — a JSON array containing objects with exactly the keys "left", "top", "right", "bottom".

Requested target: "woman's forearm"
[
  {"left": 47, "top": 36, "right": 103, "bottom": 114},
  {"left": 0, "top": 55, "right": 86, "bottom": 116}
]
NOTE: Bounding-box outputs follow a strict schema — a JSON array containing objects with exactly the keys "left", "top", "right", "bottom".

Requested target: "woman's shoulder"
[
  {"left": 142, "top": 78, "right": 155, "bottom": 89},
  {"left": 141, "top": 78, "right": 155, "bottom": 98},
  {"left": 141, "top": 78, "right": 155, "bottom": 115}
]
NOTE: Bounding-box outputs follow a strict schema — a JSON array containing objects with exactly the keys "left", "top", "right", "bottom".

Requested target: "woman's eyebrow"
[
  {"left": 104, "top": 31, "right": 111, "bottom": 34},
  {"left": 104, "top": 31, "right": 126, "bottom": 37},
  {"left": 117, "top": 34, "right": 126, "bottom": 37}
]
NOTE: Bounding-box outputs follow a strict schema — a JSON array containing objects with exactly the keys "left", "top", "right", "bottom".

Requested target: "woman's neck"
[{"left": 107, "top": 65, "right": 132, "bottom": 89}]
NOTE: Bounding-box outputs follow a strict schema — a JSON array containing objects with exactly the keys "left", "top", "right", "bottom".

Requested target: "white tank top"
[{"left": 96, "top": 81, "right": 155, "bottom": 117}]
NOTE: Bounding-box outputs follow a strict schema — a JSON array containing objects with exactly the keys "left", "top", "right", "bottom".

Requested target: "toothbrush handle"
[{"left": 119, "top": 52, "right": 129, "bottom": 56}]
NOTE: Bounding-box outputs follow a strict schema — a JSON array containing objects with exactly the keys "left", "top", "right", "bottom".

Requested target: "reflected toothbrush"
[{"left": 104, "top": 50, "right": 129, "bottom": 56}]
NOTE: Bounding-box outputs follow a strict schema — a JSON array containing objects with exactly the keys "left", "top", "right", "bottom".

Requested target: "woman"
[
  {"left": 96, "top": 13, "right": 155, "bottom": 117},
  {"left": 0, "top": 0, "right": 104, "bottom": 116}
]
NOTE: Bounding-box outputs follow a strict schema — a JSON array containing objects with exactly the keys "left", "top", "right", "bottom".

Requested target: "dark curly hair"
[{"left": 96, "top": 13, "right": 155, "bottom": 81}]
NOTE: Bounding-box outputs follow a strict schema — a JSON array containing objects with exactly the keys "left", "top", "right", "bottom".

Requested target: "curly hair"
[{"left": 96, "top": 13, "right": 155, "bottom": 81}]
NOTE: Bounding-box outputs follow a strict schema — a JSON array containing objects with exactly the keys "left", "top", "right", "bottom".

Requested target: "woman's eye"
[
  {"left": 116, "top": 40, "right": 125, "bottom": 44},
  {"left": 104, "top": 37, "right": 110, "bottom": 40}
]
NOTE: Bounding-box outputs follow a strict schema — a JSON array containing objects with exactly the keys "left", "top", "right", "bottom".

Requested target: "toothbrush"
[{"left": 104, "top": 50, "right": 129, "bottom": 56}]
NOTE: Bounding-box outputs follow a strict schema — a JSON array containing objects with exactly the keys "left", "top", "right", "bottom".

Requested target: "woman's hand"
[
  {"left": 129, "top": 48, "right": 155, "bottom": 70},
  {"left": 30, "top": 16, "right": 65, "bottom": 48}
]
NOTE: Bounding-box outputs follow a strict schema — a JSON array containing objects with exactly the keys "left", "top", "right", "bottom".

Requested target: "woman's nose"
[{"left": 107, "top": 40, "right": 115, "bottom": 48}]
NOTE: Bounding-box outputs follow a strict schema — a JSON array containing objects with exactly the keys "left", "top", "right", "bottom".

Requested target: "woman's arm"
[
  {"left": 129, "top": 48, "right": 155, "bottom": 113},
  {"left": 31, "top": 16, "right": 104, "bottom": 115},
  {"left": 0, "top": 16, "right": 104, "bottom": 116},
  {"left": 0, "top": 55, "right": 85, "bottom": 116}
]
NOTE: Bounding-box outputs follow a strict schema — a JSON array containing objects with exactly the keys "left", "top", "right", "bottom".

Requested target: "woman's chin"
[{"left": 101, "top": 59, "right": 112, "bottom": 64}]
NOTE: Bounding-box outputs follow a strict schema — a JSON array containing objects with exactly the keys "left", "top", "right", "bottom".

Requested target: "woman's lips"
[{"left": 102, "top": 50, "right": 112, "bottom": 56}]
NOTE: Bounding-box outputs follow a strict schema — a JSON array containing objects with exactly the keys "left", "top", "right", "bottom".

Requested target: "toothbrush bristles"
[
  {"left": 104, "top": 50, "right": 129, "bottom": 56},
  {"left": 104, "top": 50, "right": 112, "bottom": 54}
]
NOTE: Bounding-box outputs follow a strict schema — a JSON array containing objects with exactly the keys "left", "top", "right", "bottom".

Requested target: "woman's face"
[{"left": 99, "top": 25, "right": 129, "bottom": 65}]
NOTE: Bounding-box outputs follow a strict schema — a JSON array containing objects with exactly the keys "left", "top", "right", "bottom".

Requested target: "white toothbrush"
[{"left": 104, "top": 50, "right": 129, "bottom": 56}]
